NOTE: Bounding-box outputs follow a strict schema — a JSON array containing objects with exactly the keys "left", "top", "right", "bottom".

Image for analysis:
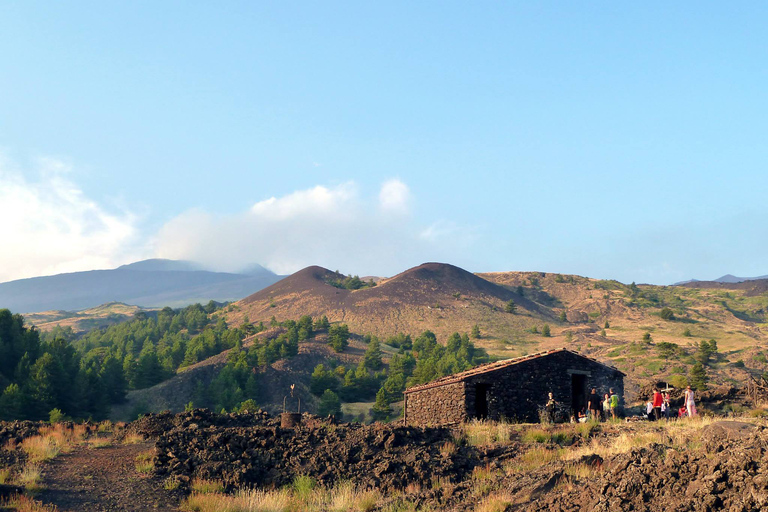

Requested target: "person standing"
[
  {"left": 652, "top": 388, "right": 663, "bottom": 421},
  {"left": 545, "top": 392, "right": 557, "bottom": 423},
  {"left": 602, "top": 393, "right": 611, "bottom": 421},
  {"left": 609, "top": 388, "right": 619, "bottom": 419},
  {"left": 684, "top": 385, "right": 697, "bottom": 417},
  {"left": 587, "top": 388, "right": 601, "bottom": 421},
  {"left": 663, "top": 391, "right": 672, "bottom": 420}
]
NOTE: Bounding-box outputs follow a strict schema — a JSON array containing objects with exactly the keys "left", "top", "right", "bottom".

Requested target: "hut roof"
[{"left": 403, "top": 347, "right": 625, "bottom": 395}]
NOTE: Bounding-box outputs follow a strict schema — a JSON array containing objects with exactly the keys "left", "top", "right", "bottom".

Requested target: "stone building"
[{"left": 403, "top": 348, "right": 624, "bottom": 425}]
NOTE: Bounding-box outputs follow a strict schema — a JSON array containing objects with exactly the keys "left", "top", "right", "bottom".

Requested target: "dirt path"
[{"left": 36, "top": 441, "right": 180, "bottom": 512}]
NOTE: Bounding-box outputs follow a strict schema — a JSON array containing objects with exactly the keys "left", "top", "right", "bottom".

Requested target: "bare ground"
[{"left": 36, "top": 441, "right": 180, "bottom": 512}]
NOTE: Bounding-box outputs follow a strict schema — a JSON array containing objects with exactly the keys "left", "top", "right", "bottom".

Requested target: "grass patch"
[
  {"left": 475, "top": 492, "right": 514, "bottom": 512},
  {"left": 134, "top": 450, "right": 154, "bottom": 474},
  {"left": 181, "top": 481, "right": 382, "bottom": 512},
  {"left": 16, "top": 464, "right": 43, "bottom": 492},
  {"left": 0, "top": 495, "right": 58, "bottom": 512},
  {"left": 506, "top": 446, "right": 564, "bottom": 474},
  {"left": 122, "top": 433, "right": 145, "bottom": 445},
  {"left": 22, "top": 436, "right": 60, "bottom": 463},
  {"left": 87, "top": 438, "right": 112, "bottom": 449},
  {"left": 164, "top": 476, "right": 182, "bottom": 491},
  {"left": 460, "top": 420, "right": 513, "bottom": 447},
  {"left": 191, "top": 478, "right": 225, "bottom": 494}
]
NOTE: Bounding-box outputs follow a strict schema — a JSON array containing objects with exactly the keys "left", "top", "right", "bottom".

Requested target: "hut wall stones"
[
  {"left": 403, "top": 381, "right": 466, "bottom": 426},
  {"left": 404, "top": 348, "right": 624, "bottom": 426}
]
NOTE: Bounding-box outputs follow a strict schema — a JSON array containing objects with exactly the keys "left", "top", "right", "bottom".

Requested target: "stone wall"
[
  {"left": 404, "top": 351, "right": 624, "bottom": 425},
  {"left": 464, "top": 351, "right": 624, "bottom": 422},
  {"left": 404, "top": 381, "right": 466, "bottom": 426}
]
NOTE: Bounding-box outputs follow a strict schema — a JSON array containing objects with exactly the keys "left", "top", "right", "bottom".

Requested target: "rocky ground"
[
  {"left": 3, "top": 410, "right": 768, "bottom": 511},
  {"left": 36, "top": 441, "right": 180, "bottom": 512}
]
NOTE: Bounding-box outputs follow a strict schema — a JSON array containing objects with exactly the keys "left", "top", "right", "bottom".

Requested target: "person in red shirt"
[{"left": 652, "top": 388, "right": 663, "bottom": 421}]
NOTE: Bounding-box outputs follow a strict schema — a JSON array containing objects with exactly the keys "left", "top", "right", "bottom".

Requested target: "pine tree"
[
  {"left": 542, "top": 324, "right": 551, "bottom": 337},
  {"left": 505, "top": 300, "right": 517, "bottom": 314},
  {"left": 317, "top": 389, "right": 341, "bottom": 418},
  {"left": 370, "top": 388, "right": 393, "bottom": 422},
  {"left": 363, "top": 339, "right": 383, "bottom": 371},
  {"left": 689, "top": 362, "right": 708, "bottom": 390},
  {"left": 471, "top": 324, "right": 481, "bottom": 339},
  {"left": 328, "top": 324, "right": 350, "bottom": 353}
]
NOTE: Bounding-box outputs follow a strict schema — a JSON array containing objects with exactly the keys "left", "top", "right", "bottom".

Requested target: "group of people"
[
  {"left": 546, "top": 388, "right": 620, "bottom": 423},
  {"left": 584, "top": 387, "right": 619, "bottom": 421},
  {"left": 646, "top": 385, "right": 697, "bottom": 420}
]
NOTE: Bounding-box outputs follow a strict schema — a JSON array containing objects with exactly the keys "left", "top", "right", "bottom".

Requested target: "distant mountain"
[
  {"left": 674, "top": 273, "right": 768, "bottom": 286},
  {"left": 0, "top": 259, "right": 283, "bottom": 313},
  {"left": 713, "top": 274, "right": 768, "bottom": 283}
]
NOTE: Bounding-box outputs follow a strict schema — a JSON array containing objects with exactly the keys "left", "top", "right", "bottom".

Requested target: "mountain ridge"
[{"left": 0, "top": 259, "right": 283, "bottom": 313}]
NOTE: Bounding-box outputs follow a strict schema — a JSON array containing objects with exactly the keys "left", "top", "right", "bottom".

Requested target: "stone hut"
[{"left": 403, "top": 348, "right": 624, "bottom": 425}]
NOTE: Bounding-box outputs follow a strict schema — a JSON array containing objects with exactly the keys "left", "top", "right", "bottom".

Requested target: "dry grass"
[
  {"left": 22, "top": 424, "right": 89, "bottom": 463},
  {"left": 0, "top": 495, "right": 58, "bottom": 512},
  {"left": 563, "top": 461, "right": 600, "bottom": 479},
  {"left": 439, "top": 441, "right": 457, "bottom": 457},
  {"left": 0, "top": 468, "right": 11, "bottom": 484},
  {"left": 475, "top": 492, "right": 515, "bottom": 512},
  {"left": 122, "top": 433, "right": 145, "bottom": 445},
  {"left": 87, "top": 438, "right": 112, "bottom": 449},
  {"left": 181, "top": 481, "right": 382, "bottom": 512},
  {"left": 134, "top": 450, "right": 154, "bottom": 473},
  {"left": 164, "top": 475, "right": 182, "bottom": 491},
  {"left": 21, "top": 436, "right": 60, "bottom": 463},
  {"left": 506, "top": 446, "right": 564, "bottom": 474},
  {"left": 461, "top": 420, "right": 514, "bottom": 447},
  {"left": 16, "top": 464, "right": 43, "bottom": 492},
  {"left": 191, "top": 478, "right": 225, "bottom": 494},
  {"left": 565, "top": 431, "right": 663, "bottom": 461}
]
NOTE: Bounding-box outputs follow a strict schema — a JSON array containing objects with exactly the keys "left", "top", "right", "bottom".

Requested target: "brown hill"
[
  {"left": 225, "top": 263, "right": 768, "bottom": 399},
  {"left": 230, "top": 262, "right": 544, "bottom": 341}
]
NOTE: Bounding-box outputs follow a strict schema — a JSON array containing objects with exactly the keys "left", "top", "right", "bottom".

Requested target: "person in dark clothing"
[
  {"left": 587, "top": 388, "right": 601, "bottom": 421},
  {"left": 544, "top": 392, "right": 557, "bottom": 423}
]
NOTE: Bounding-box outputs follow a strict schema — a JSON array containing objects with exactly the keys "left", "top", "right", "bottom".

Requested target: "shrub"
[
  {"left": 660, "top": 307, "right": 675, "bottom": 321},
  {"left": 48, "top": 408, "right": 67, "bottom": 424}
]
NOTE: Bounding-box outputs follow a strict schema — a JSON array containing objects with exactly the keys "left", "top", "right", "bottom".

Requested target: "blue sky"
[{"left": 1, "top": 2, "right": 767, "bottom": 284}]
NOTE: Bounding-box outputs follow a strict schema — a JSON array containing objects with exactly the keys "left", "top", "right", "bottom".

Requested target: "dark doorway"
[
  {"left": 571, "top": 374, "right": 587, "bottom": 415},
  {"left": 475, "top": 384, "right": 490, "bottom": 419}
]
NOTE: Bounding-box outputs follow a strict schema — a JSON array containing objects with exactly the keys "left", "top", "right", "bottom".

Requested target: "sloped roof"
[{"left": 403, "top": 347, "right": 625, "bottom": 395}]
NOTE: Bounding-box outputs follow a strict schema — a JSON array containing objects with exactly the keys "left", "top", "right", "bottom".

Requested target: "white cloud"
[
  {"left": 0, "top": 156, "right": 140, "bottom": 282},
  {"left": 378, "top": 179, "right": 410, "bottom": 215},
  {"left": 250, "top": 182, "right": 357, "bottom": 221},
  {"left": 154, "top": 180, "right": 468, "bottom": 276}
]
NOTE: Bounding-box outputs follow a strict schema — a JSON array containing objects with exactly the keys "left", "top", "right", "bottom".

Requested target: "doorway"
[
  {"left": 571, "top": 374, "right": 587, "bottom": 415},
  {"left": 475, "top": 384, "right": 490, "bottom": 419}
]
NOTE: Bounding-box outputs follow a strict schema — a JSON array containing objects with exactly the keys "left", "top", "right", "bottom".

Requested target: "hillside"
[
  {"left": 110, "top": 329, "right": 376, "bottom": 421},
  {"left": 224, "top": 263, "right": 768, "bottom": 396},
  {"left": 23, "top": 302, "right": 154, "bottom": 334},
  {"left": 0, "top": 259, "right": 283, "bottom": 312},
  {"left": 229, "top": 262, "right": 544, "bottom": 342}
]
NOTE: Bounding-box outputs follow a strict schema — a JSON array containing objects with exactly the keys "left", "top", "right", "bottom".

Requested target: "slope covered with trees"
[{"left": 0, "top": 303, "right": 248, "bottom": 421}]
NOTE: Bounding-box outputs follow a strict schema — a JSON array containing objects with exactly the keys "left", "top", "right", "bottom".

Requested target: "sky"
[{"left": 1, "top": 2, "right": 767, "bottom": 285}]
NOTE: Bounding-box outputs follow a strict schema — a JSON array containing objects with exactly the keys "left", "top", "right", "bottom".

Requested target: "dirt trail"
[{"left": 37, "top": 441, "right": 180, "bottom": 512}]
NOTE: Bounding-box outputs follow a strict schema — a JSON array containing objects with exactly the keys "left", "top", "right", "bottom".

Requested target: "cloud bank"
[
  {"left": 154, "top": 179, "right": 471, "bottom": 276},
  {"left": 0, "top": 156, "right": 474, "bottom": 285},
  {"left": 0, "top": 156, "right": 139, "bottom": 282}
]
